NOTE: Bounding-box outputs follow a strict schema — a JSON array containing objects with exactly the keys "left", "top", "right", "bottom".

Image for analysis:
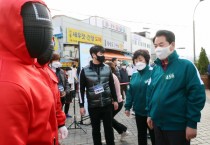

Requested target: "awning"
[{"left": 104, "top": 52, "right": 132, "bottom": 60}]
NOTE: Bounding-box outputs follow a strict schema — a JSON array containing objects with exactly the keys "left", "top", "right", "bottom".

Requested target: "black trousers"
[
  {"left": 88, "top": 104, "right": 115, "bottom": 145},
  {"left": 61, "top": 96, "right": 71, "bottom": 115},
  {"left": 154, "top": 124, "right": 190, "bottom": 145},
  {"left": 128, "top": 76, "right": 131, "bottom": 81},
  {"left": 60, "top": 97, "right": 65, "bottom": 108},
  {"left": 112, "top": 102, "right": 127, "bottom": 134},
  {"left": 64, "top": 103, "right": 70, "bottom": 114},
  {"left": 120, "top": 85, "right": 127, "bottom": 100},
  {"left": 208, "top": 75, "right": 210, "bottom": 89},
  {"left": 64, "top": 92, "right": 73, "bottom": 114},
  {"left": 135, "top": 115, "right": 155, "bottom": 145}
]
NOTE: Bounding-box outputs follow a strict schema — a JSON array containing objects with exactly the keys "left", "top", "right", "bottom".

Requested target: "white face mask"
[
  {"left": 52, "top": 61, "right": 62, "bottom": 68},
  {"left": 116, "top": 61, "right": 120, "bottom": 67},
  {"left": 135, "top": 62, "right": 146, "bottom": 71},
  {"left": 122, "top": 66, "right": 126, "bottom": 69},
  {"left": 155, "top": 45, "right": 173, "bottom": 60}
]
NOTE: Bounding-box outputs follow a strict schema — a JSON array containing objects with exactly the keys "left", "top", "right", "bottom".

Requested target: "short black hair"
[
  {"left": 89, "top": 45, "right": 105, "bottom": 58},
  {"left": 132, "top": 49, "right": 150, "bottom": 65},
  {"left": 112, "top": 57, "right": 117, "bottom": 62},
  {"left": 66, "top": 67, "right": 72, "bottom": 71},
  {"left": 153, "top": 30, "right": 175, "bottom": 44}
]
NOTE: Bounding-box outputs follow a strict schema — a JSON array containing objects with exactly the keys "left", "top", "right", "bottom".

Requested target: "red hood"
[{"left": 0, "top": 0, "right": 47, "bottom": 64}]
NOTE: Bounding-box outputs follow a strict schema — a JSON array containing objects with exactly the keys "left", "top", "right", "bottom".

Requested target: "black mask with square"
[{"left": 21, "top": 2, "right": 53, "bottom": 58}]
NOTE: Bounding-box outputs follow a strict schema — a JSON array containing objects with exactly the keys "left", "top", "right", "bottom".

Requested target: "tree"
[{"left": 197, "top": 47, "right": 209, "bottom": 75}]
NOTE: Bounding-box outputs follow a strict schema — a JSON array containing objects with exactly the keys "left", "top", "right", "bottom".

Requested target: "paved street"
[{"left": 61, "top": 90, "right": 210, "bottom": 145}]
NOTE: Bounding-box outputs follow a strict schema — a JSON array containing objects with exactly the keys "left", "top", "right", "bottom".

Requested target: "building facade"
[
  {"left": 52, "top": 15, "right": 155, "bottom": 66},
  {"left": 131, "top": 33, "right": 156, "bottom": 62}
]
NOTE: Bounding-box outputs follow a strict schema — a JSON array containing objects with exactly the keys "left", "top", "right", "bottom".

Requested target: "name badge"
[
  {"left": 93, "top": 84, "right": 104, "bottom": 94},
  {"left": 58, "top": 85, "right": 64, "bottom": 92}
]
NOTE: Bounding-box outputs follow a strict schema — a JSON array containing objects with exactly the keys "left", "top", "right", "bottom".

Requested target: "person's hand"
[
  {"left": 58, "top": 126, "right": 68, "bottom": 139},
  {"left": 186, "top": 127, "right": 197, "bottom": 141},
  {"left": 125, "top": 110, "right": 130, "bottom": 117},
  {"left": 147, "top": 117, "right": 154, "bottom": 129},
  {"left": 80, "top": 107, "right": 86, "bottom": 116},
  {"left": 113, "top": 102, "right": 118, "bottom": 110},
  {"left": 60, "top": 91, "right": 66, "bottom": 97}
]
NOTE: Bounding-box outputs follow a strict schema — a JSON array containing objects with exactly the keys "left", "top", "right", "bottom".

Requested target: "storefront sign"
[
  {"left": 104, "top": 39, "right": 124, "bottom": 50},
  {"left": 102, "top": 20, "right": 126, "bottom": 33},
  {"left": 60, "top": 62, "right": 78, "bottom": 67},
  {"left": 61, "top": 62, "right": 71, "bottom": 67},
  {"left": 67, "top": 28, "right": 102, "bottom": 45},
  {"left": 53, "top": 37, "right": 59, "bottom": 51},
  {"left": 53, "top": 26, "right": 63, "bottom": 38}
]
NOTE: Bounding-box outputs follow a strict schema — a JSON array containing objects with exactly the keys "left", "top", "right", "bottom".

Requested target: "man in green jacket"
[{"left": 146, "top": 30, "right": 206, "bottom": 145}]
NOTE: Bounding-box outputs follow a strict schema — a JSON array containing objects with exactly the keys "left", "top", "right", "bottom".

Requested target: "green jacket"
[
  {"left": 146, "top": 51, "right": 206, "bottom": 130},
  {"left": 125, "top": 65, "right": 152, "bottom": 116}
]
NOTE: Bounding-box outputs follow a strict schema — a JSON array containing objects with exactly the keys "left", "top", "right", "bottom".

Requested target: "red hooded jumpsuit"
[{"left": 0, "top": 0, "right": 65, "bottom": 144}]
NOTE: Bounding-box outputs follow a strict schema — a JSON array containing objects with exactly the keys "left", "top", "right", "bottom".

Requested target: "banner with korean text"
[{"left": 67, "top": 28, "right": 102, "bottom": 45}]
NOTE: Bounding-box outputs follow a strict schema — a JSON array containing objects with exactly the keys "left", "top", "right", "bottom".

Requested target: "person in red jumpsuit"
[
  {"left": 0, "top": 0, "right": 67, "bottom": 144},
  {"left": 37, "top": 46, "right": 69, "bottom": 143}
]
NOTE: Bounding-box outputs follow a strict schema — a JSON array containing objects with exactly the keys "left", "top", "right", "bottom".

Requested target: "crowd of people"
[
  {"left": 0, "top": 1, "right": 206, "bottom": 145},
  {"left": 78, "top": 30, "right": 206, "bottom": 145}
]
